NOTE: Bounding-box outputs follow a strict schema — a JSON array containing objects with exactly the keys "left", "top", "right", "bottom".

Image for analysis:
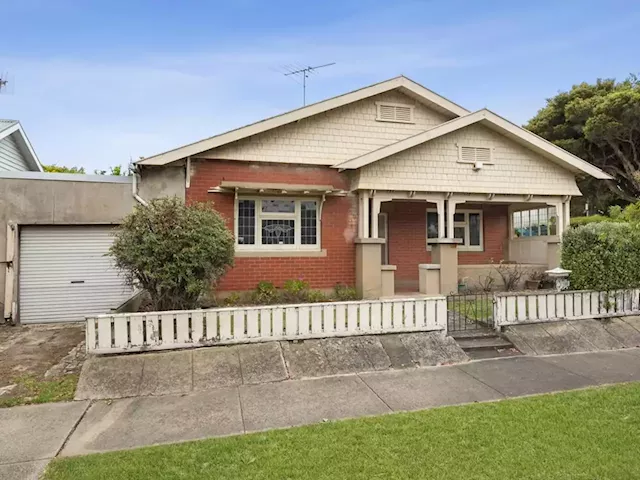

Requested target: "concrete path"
[
  {"left": 2, "top": 348, "right": 639, "bottom": 478},
  {"left": 505, "top": 317, "right": 640, "bottom": 355},
  {"left": 75, "top": 332, "right": 468, "bottom": 400},
  {"left": 0, "top": 401, "right": 89, "bottom": 480},
  {"left": 55, "top": 348, "right": 640, "bottom": 457}
]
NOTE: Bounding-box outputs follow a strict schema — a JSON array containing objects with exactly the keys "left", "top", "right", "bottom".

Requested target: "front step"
[{"left": 452, "top": 332, "right": 522, "bottom": 360}]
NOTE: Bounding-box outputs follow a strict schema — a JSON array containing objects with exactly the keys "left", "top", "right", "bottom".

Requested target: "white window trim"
[
  {"left": 235, "top": 196, "right": 321, "bottom": 251},
  {"left": 375, "top": 102, "right": 415, "bottom": 124},
  {"left": 456, "top": 144, "right": 495, "bottom": 165},
  {"left": 426, "top": 209, "right": 483, "bottom": 252}
]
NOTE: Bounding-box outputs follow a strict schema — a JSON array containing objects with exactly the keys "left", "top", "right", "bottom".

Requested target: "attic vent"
[
  {"left": 376, "top": 102, "right": 414, "bottom": 124},
  {"left": 458, "top": 146, "right": 494, "bottom": 164}
]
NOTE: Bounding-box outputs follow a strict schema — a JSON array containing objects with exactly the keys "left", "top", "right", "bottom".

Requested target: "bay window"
[
  {"left": 426, "top": 209, "right": 483, "bottom": 251},
  {"left": 512, "top": 207, "right": 557, "bottom": 237},
  {"left": 236, "top": 198, "right": 320, "bottom": 250}
]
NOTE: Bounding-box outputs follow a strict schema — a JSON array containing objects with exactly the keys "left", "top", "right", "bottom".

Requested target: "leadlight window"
[{"left": 236, "top": 198, "right": 320, "bottom": 250}]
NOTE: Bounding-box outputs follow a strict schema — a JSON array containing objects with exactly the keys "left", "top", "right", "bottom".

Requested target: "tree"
[
  {"left": 43, "top": 164, "right": 85, "bottom": 174},
  {"left": 94, "top": 164, "right": 132, "bottom": 176},
  {"left": 108, "top": 197, "right": 235, "bottom": 311},
  {"left": 526, "top": 75, "right": 640, "bottom": 209}
]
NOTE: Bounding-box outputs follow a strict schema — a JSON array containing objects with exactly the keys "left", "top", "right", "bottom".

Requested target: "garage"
[{"left": 18, "top": 225, "right": 134, "bottom": 323}]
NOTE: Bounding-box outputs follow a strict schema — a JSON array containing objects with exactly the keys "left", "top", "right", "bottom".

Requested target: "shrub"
[
  {"left": 306, "top": 289, "right": 328, "bottom": 303},
  {"left": 562, "top": 222, "right": 640, "bottom": 290},
  {"left": 282, "top": 279, "right": 311, "bottom": 303},
  {"left": 570, "top": 215, "right": 615, "bottom": 227},
  {"left": 494, "top": 261, "right": 525, "bottom": 291},
  {"left": 251, "top": 281, "right": 280, "bottom": 305},
  {"left": 333, "top": 283, "right": 359, "bottom": 301},
  {"left": 109, "top": 197, "right": 235, "bottom": 311}
]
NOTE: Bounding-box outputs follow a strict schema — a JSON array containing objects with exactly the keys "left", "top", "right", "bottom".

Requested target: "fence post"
[{"left": 493, "top": 294, "right": 503, "bottom": 332}]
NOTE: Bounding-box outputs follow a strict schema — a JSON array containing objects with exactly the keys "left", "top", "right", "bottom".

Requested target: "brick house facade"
[{"left": 137, "top": 76, "right": 611, "bottom": 297}]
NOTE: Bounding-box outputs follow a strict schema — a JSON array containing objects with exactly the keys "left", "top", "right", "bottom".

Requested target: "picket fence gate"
[
  {"left": 494, "top": 288, "right": 640, "bottom": 327},
  {"left": 86, "top": 296, "right": 447, "bottom": 354}
]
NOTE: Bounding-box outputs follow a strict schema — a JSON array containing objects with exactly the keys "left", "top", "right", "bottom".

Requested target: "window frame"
[
  {"left": 234, "top": 196, "right": 321, "bottom": 251},
  {"left": 511, "top": 206, "right": 557, "bottom": 239},
  {"left": 426, "top": 208, "right": 484, "bottom": 252}
]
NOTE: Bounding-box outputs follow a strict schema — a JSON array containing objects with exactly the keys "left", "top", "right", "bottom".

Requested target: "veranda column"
[
  {"left": 358, "top": 190, "right": 370, "bottom": 238},
  {"left": 431, "top": 238, "right": 461, "bottom": 295},
  {"left": 371, "top": 197, "right": 381, "bottom": 238}
]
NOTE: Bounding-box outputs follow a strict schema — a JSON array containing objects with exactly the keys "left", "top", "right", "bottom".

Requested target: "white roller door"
[{"left": 19, "top": 226, "right": 134, "bottom": 323}]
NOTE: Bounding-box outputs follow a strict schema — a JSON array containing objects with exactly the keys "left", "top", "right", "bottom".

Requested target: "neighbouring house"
[
  {"left": 1, "top": 76, "right": 612, "bottom": 324},
  {"left": 0, "top": 119, "right": 42, "bottom": 172},
  {"left": 135, "top": 76, "right": 611, "bottom": 298}
]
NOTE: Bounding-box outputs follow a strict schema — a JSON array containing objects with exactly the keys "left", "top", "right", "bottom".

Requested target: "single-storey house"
[
  {"left": 1, "top": 77, "right": 612, "bottom": 324},
  {"left": 136, "top": 76, "right": 611, "bottom": 298}
]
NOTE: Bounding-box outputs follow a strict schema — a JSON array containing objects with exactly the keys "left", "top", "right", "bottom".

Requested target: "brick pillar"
[
  {"left": 431, "top": 239, "right": 461, "bottom": 295},
  {"left": 355, "top": 238, "right": 384, "bottom": 299}
]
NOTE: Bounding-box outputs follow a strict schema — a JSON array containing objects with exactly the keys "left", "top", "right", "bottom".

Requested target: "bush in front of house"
[
  {"left": 109, "top": 197, "right": 235, "bottom": 311},
  {"left": 562, "top": 222, "right": 640, "bottom": 290}
]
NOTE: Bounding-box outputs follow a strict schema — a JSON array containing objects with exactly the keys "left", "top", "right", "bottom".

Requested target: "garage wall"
[{"left": 0, "top": 173, "right": 135, "bottom": 322}]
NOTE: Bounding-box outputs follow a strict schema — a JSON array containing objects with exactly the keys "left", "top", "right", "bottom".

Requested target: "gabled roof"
[
  {"left": 137, "top": 76, "right": 470, "bottom": 166},
  {"left": 333, "top": 109, "right": 612, "bottom": 180},
  {"left": 0, "top": 119, "right": 43, "bottom": 172}
]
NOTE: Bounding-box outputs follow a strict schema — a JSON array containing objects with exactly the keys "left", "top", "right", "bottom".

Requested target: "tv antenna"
[
  {"left": 0, "top": 73, "right": 8, "bottom": 94},
  {"left": 283, "top": 63, "right": 335, "bottom": 106}
]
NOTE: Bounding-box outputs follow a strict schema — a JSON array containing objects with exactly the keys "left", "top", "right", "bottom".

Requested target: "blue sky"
[{"left": 1, "top": 0, "right": 639, "bottom": 171}]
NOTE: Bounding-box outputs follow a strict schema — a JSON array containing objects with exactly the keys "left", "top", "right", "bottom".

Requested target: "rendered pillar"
[
  {"left": 431, "top": 238, "right": 461, "bottom": 295},
  {"left": 547, "top": 238, "right": 561, "bottom": 269},
  {"left": 419, "top": 264, "right": 441, "bottom": 295},
  {"left": 355, "top": 238, "right": 384, "bottom": 299},
  {"left": 381, "top": 265, "right": 397, "bottom": 297}
]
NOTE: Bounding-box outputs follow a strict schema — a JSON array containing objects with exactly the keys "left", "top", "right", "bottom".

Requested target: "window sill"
[{"left": 235, "top": 249, "right": 327, "bottom": 258}]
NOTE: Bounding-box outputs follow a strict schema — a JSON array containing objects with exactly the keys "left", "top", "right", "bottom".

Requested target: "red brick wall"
[
  {"left": 186, "top": 159, "right": 357, "bottom": 291},
  {"left": 381, "top": 201, "right": 508, "bottom": 289}
]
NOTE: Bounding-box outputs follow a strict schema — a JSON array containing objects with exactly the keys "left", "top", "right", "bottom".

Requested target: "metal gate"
[{"left": 447, "top": 292, "right": 495, "bottom": 332}]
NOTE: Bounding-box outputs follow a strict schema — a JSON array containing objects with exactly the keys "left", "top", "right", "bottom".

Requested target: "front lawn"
[{"left": 45, "top": 383, "right": 640, "bottom": 479}]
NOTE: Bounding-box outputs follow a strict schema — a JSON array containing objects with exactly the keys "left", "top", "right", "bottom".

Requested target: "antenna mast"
[
  {"left": 284, "top": 63, "right": 335, "bottom": 106},
  {"left": 0, "top": 74, "right": 8, "bottom": 94}
]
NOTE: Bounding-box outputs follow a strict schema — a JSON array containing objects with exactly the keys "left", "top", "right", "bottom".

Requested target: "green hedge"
[
  {"left": 562, "top": 222, "right": 640, "bottom": 290},
  {"left": 570, "top": 215, "right": 616, "bottom": 227}
]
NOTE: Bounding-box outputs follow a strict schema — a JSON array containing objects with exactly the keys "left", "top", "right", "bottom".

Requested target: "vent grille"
[
  {"left": 459, "top": 146, "right": 492, "bottom": 163},
  {"left": 376, "top": 103, "right": 414, "bottom": 123}
]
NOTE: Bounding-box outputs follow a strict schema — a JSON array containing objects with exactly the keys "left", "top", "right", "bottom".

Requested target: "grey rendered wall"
[
  {"left": 0, "top": 177, "right": 135, "bottom": 319},
  {"left": 138, "top": 166, "right": 185, "bottom": 200}
]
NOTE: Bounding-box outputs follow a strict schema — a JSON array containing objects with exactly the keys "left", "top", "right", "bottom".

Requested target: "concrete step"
[
  {"left": 451, "top": 330, "right": 498, "bottom": 340},
  {"left": 466, "top": 347, "right": 523, "bottom": 360},
  {"left": 455, "top": 336, "right": 514, "bottom": 350}
]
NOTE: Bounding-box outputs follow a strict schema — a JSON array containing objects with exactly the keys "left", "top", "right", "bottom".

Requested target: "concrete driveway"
[{"left": 75, "top": 332, "right": 468, "bottom": 400}]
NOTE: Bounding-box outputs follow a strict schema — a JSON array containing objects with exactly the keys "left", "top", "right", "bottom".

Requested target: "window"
[
  {"left": 512, "top": 207, "right": 557, "bottom": 237},
  {"left": 236, "top": 198, "right": 320, "bottom": 250},
  {"left": 375, "top": 102, "right": 415, "bottom": 123},
  {"left": 426, "top": 209, "right": 483, "bottom": 252}
]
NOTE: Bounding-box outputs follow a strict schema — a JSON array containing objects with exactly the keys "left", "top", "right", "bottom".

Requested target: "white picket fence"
[
  {"left": 494, "top": 288, "right": 640, "bottom": 327},
  {"left": 86, "top": 296, "right": 447, "bottom": 354}
]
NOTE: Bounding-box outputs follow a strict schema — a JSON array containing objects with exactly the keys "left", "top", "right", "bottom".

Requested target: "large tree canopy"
[{"left": 527, "top": 75, "right": 640, "bottom": 211}]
